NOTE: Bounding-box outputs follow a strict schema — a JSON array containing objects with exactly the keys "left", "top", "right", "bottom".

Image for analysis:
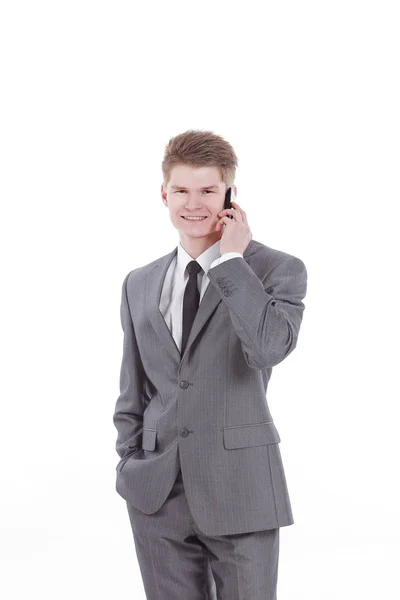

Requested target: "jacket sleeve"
[
  {"left": 207, "top": 254, "right": 308, "bottom": 370},
  {"left": 113, "top": 271, "right": 146, "bottom": 459}
]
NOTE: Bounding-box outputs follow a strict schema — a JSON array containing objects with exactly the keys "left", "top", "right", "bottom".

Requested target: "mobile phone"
[{"left": 224, "top": 187, "right": 235, "bottom": 219}]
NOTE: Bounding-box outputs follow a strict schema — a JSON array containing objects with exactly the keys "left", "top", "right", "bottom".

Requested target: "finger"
[
  {"left": 217, "top": 215, "right": 234, "bottom": 228},
  {"left": 220, "top": 207, "right": 242, "bottom": 222},
  {"left": 230, "top": 201, "right": 245, "bottom": 216},
  {"left": 230, "top": 201, "right": 247, "bottom": 224},
  {"left": 218, "top": 207, "right": 236, "bottom": 215},
  {"left": 229, "top": 206, "right": 243, "bottom": 222}
]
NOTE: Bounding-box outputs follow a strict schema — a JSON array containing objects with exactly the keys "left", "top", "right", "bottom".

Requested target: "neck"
[{"left": 179, "top": 232, "right": 222, "bottom": 260}]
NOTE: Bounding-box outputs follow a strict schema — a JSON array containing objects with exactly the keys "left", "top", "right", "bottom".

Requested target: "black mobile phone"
[{"left": 224, "top": 187, "right": 235, "bottom": 218}]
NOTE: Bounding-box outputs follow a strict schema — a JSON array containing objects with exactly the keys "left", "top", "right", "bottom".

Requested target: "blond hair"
[{"left": 162, "top": 129, "right": 238, "bottom": 189}]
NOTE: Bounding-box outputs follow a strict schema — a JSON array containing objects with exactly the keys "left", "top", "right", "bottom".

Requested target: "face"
[{"left": 161, "top": 164, "right": 237, "bottom": 245}]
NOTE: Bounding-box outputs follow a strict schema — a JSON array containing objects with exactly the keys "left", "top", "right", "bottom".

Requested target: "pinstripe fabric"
[
  {"left": 113, "top": 238, "right": 308, "bottom": 536},
  {"left": 126, "top": 468, "right": 280, "bottom": 600}
]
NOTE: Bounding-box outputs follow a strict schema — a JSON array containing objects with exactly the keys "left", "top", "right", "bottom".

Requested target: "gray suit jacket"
[{"left": 113, "top": 238, "right": 307, "bottom": 535}]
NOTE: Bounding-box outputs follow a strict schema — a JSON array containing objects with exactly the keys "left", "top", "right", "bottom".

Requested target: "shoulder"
[{"left": 121, "top": 248, "right": 173, "bottom": 292}]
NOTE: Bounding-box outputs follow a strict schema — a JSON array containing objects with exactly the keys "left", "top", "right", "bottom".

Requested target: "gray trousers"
[{"left": 125, "top": 466, "right": 280, "bottom": 600}]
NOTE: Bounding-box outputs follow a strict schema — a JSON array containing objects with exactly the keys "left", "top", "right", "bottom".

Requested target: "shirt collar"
[{"left": 177, "top": 239, "right": 221, "bottom": 279}]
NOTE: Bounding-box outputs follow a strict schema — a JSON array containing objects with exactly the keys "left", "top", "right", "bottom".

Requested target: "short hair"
[{"left": 162, "top": 129, "right": 238, "bottom": 189}]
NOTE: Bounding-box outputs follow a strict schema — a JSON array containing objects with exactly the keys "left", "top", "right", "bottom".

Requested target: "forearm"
[
  {"left": 113, "top": 272, "right": 146, "bottom": 459},
  {"left": 207, "top": 255, "right": 307, "bottom": 370}
]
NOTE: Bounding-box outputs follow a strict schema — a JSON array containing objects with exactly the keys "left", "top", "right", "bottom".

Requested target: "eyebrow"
[{"left": 170, "top": 185, "right": 219, "bottom": 190}]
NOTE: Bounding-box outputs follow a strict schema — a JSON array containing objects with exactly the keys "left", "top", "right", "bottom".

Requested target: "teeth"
[{"left": 183, "top": 216, "right": 206, "bottom": 220}]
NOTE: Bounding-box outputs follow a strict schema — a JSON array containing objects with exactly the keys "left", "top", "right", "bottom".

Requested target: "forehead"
[{"left": 168, "top": 164, "right": 222, "bottom": 189}]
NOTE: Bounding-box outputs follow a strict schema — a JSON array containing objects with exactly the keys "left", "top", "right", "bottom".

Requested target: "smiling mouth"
[{"left": 181, "top": 216, "right": 208, "bottom": 220}]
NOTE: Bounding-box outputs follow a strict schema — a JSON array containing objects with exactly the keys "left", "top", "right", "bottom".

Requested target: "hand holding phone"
[{"left": 218, "top": 188, "right": 252, "bottom": 253}]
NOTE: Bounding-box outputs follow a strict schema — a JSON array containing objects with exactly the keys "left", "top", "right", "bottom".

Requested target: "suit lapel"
[{"left": 146, "top": 240, "right": 255, "bottom": 366}]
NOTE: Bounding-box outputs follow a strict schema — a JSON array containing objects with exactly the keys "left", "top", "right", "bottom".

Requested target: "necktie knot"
[{"left": 186, "top": 260, "right": 202, "bottom": 276}]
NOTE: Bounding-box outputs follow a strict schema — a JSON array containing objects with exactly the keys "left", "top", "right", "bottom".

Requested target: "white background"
[{"left": 1, "top": 1, "right": 399, "bottom": 598}]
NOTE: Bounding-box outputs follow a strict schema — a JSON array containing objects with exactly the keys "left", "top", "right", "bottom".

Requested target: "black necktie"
[{"left": 181, "top": 260, "right": 202, "bottom": 355}]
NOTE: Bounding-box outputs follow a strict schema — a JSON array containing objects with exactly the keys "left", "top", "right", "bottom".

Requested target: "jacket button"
[
  {"left": 179, "top": 380, "right": 189, "bottom": 389},
  {"left": 179, "top": 428, "right": 189, "bottom": 437},
  {"left": 223, "top": 290, "right": 231, "bottom": 296}
]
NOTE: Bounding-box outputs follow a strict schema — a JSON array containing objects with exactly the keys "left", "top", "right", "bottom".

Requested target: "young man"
[{"left": 113, "top": 129, "right": 308, "bottom": 600}]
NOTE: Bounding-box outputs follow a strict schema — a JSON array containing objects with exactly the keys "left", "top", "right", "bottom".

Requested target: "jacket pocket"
[
  {"left": 222, "top": 421, "right": 281, "bottom": 449},
  {"left": 142, "top": 428, "right": 157, "bottom": 451},
  {"left": 117, "top": 447, "right": 139, "bottom": 472}
]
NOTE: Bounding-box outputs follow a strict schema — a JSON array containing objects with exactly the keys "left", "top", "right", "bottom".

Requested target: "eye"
[{"left": 176, "top": 190, "right": 213, "bottom": 193}]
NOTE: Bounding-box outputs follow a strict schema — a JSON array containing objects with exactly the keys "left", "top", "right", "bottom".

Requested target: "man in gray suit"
[{"left": 113, "top": 129, "right": 308, "bottom": 599}]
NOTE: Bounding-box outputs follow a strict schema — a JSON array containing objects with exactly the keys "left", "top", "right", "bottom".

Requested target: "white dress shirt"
[{"left": 159, "top": 239, "right": 243, "bottom": 353}]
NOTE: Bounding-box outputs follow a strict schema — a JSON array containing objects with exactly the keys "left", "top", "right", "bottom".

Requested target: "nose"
[{"left": 185, "top": 195, "right": 205, "bottom": 209}]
